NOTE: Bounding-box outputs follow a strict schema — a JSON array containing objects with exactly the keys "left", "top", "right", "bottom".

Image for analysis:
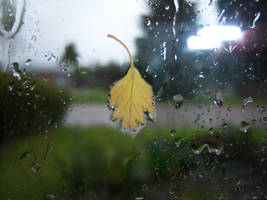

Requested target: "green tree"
[
  {"left": 136, "top": 0, "right": 267, "bottom": 99},
  {"left": 135, "top": 0, "right": 202, "bottom": 99},
  {"left": 60, "top": 43, "right": 79, "bottom": 66},
  {"left": 60, "top": 43, "right": 80, "bottom": 86}
]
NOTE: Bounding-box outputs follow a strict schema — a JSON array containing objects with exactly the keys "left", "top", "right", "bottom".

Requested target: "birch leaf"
[{"left": 108, "top": 34, "right": 155, "bottom": 130}]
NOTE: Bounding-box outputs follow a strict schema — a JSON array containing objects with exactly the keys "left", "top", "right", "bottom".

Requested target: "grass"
[
  {"left": 69, "top": 88, "right": 267, "bottom": 106},
  {"left": 184, "top": 92, "right": 267, "bottom": 106},
  {"left": 0, "top": 126, "right": 138, "bottom": 200},
  {"left": 0, "top": 126, "right": 266, "bottom": 199},
  {"left": 70, "top": 88, "right": 108, "bottom": 104},
  {"left": 0, "top": 134, "right": 63, "bottom": 200}
]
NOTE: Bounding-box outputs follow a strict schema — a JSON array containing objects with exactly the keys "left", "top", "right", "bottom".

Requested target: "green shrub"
[
  {"left": 54, "top": 127, "right": 199, "bottom": 199},
  {"left": 0, "top": 72, "right": 70, "bottom": 141},
  {"left": 72, "top": 64, "right": 126, "bottom": 88},
  {"left": 0, "top": 127, "right": 266, "bottom": 199}
]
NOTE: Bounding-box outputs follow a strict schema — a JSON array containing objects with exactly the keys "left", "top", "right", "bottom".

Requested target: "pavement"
[{"left": 63, "top": 103, "right": 267, "bottom": 129}]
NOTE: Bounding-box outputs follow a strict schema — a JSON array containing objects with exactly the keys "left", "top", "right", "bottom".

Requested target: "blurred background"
[{"left": 0, "top": 0, "right": 266, "bottom": 199}]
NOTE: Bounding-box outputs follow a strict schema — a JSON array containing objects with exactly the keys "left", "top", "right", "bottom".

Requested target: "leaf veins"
[{"left": 108, "top": 34, "right": 155, "bottom": 130}]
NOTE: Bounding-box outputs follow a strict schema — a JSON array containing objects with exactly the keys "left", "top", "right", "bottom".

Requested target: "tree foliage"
[
  {"left": 135, "top": 0, "right": 202, "bottom": 99},
  {"left": 135, "top": 0, "right": 267, "bottom": 98},
  {"left": 60, "top": 43, "right": 79, "bottom": 65}
]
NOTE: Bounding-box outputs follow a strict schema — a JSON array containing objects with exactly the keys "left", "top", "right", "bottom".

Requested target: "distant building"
[{"left": 29, "top": 64, "right": 72, "bottom": 87}]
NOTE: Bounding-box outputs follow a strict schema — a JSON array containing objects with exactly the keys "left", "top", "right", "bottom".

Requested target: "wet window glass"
[{"left": 0, "top": 0, "right": 266, "bottom": 199}]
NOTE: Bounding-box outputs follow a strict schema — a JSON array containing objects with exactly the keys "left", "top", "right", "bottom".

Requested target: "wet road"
[{"left": 64, "top": 103, "right": 267, "bottom": 129}]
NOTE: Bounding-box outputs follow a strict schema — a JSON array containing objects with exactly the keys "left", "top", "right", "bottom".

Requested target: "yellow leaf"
[{"left": 108, "top": 34, "right": 155, "bottom": 130}]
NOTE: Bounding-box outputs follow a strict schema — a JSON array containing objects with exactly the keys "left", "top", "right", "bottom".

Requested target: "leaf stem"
[{"left": 107, "top": 34, "right": 134, "bottom": 69}]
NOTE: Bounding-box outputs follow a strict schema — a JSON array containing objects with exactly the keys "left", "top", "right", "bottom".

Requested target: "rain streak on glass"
[
  {"left": 0, "top": 0, "right": 25, "bottom": 71},
  {"left": 192, "top": 144, "right": 224, "bottom": 156},
  {"left": 250, "top": 12, "right": 261, "bottom": 28},
  {"left": 172, "top": 0, "right": 179, "bottom": 37},
  {"left": 243, "top": 96, "right": 254, "bottom": 106}
]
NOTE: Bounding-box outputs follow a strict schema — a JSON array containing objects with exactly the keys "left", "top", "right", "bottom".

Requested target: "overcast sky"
[{"left": 14, "top": 0, "right": 149, "bottom": 69}]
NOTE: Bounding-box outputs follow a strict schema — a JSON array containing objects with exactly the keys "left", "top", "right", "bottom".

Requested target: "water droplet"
[
  {"left": 165, "top": 5, "right": 170, "bottom": 10},
  {"left": 198, "top": 174, "right": 204, "bottom": 179},
  {"left": 44, "top": 52, "right": 56, "bottom": 62},
  {"left": 214, "top": 99, "right": 223, "bottom": 107},
  {"left": 194, "top": 113, "right": 201, "bottom": 124},
  {"left": 173, "top": 94, "right": 184, "bottom": 109},
  {"left": 30, "top": 167, "right": 37, "bottom": 173},
  {"left": 214, "top": 91, "right": 223, "bottom": 107},
  {"left": 251, "top": 119, "right": 257, "bottom": 124},
  {"left": 205, "top": 89, "right": 211, "bottom": 96},
  {"left": 174, "top": 137, "right": 182, "bottom": 148},
  {"left": 209, "top": 127, "right": 214, "bottom": 135},
  {"left": 48, "top": 117, "right": 54, "bottom": 125},
  {"left": 30, "top": 81, "right": 36, "bottom": 91},
  {"left": 145, "top": 111, "right": 153, "bottom": 121},
  {"left": 256, "top": 105, "right": 265, "bottom": 113},
  {"left": 35, "top": 91, "right": 41, "bottom": 98},
  {"left": 30, "top": 161, "right": 41, "bottom": 173},
  {"left": 145, "top": 65, "right": 149, "bottom": 72},
  {"left": 16, "top": 89, "right": 23, "bottom": 96},
  {"left": 46, "top": 194, "right": 55, "bottom": 199},
  {"left": 221, "top": 16, "right": 227, "bottom": 24},
  {"left": 243, "top": 97, "right": 254, "bottom": 106},
  {"left": 192, "top": 144, "right": 223, "bottom": 156},
  {"left": 25, "top": 59, "right": 32, "bottom": 66},
  {"left": 240, "top": 121, "right": 250, "bottom": 133},
  {"left": 174, "top": 54, "right": 178, "bottom": 61},
  {"left": 229, "top": 44, "right": 238, "bottom": 53},
  {"left": 31, "top": 35, "right": 37, "bottom": 42},
  {"left": 54, "top": 122, "right": 59, "bottom": 129},
  {"left": 221, "top": 122, "right": 228, "bottom": 129},
  {"left": 8, "top": 81, "right": 15, "bottom": 91},
  {"left": 19, "top": 151, "right": 31, "bottom": 159},
  {"left": 226, "top": 106, "right": 232, "bottom": 112},
  {"left": 108, "top": 105, "right": 115, "bottom": 111},
  {"left": 11, "top": 63, "right": 21, "bottom": 80},
  {"left": 145, "top": 19, "right": 151, "bottom": 26},
  {"left": 156, "top": 97, "right": 164, "bottom": 102},
  {"left": 235, "top": 180, "right": 244, "bottom": 192},
  {"left": 170, "top": 129, "right": 176, "bottom": 137}
]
